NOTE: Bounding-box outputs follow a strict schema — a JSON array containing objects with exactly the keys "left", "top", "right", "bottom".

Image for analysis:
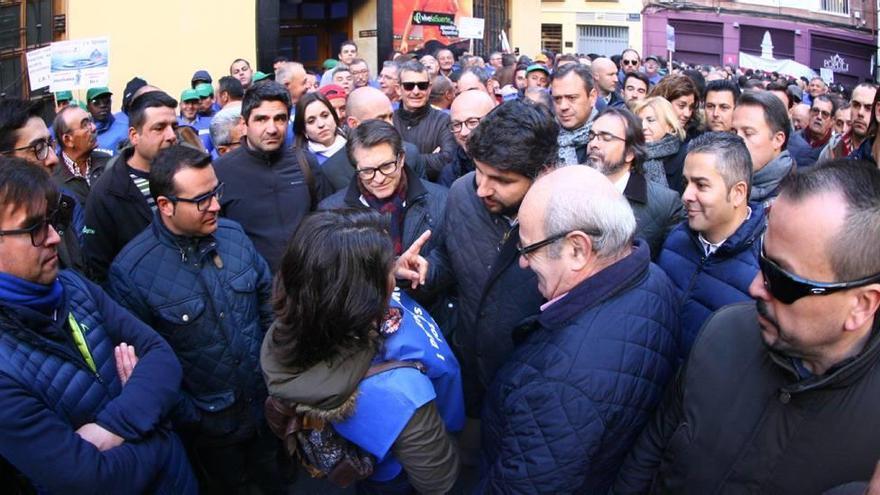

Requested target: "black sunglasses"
[
  {"left": 759, "top": 248, "right": 880, "bottom": 304},
  {"left": 621, "top": 59, "right": 639, "bottom": 66},
  {"left": 401, "top": 81, "right": 430, "bottom": 91}
]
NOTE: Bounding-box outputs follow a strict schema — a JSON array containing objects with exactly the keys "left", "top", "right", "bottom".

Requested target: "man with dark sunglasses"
[
  {"left": 0, "top": 98, "right": 85, "bottom": 273},
  {"left": 615, "top": 159, "right": 880, "bottom": 494},
  {"left": 108, "top": 144, "right": 283, "bottom": 494},
  {"left": 392, "top": 59, "right": 458, "bottom": 181},
  {"left": 617, "top": 48, "right": 642, "bottom": 87},
  {"left": 0, "top": 157, "right": 197, "bottom": 494}
]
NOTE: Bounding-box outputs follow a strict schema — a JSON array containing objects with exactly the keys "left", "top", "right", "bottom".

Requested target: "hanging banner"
[
  {"left": 394, "top": 0, "right": 473, "bottom": 53},
  {"left": 26, "top": 46, "right": 51, "bottom": 91},
  {"left": 50, "top": 37, "right": 109, "bottom": 92}
]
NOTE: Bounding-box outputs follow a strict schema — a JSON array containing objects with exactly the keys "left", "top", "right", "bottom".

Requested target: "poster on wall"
[
  {"left": 49, "top": 37, "right": 109, "bottom": 92},
  {"left": 25, "top": 46, "right": 51, "bottom": 91},
  {"left": 394, "top": 0, "right": 473, "bottom": 53}
]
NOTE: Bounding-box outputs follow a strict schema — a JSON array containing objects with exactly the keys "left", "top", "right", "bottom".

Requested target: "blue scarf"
[{"left": 0, "top": 272, "right": 64, "bottom": 315}]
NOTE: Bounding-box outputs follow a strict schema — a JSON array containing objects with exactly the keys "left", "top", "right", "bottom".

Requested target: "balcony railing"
[{"left": 820, "top": 0, "right": 849, "bottom": 15}]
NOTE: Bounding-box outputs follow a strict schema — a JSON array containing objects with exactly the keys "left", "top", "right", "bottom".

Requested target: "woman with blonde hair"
[{"left": 632, "top": 97, "right": 687, "bottom": 191}]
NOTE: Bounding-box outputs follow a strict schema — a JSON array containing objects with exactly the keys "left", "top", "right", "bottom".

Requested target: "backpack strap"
[{"left": 363, "top": 360, "right": 426, "bottom": 379}]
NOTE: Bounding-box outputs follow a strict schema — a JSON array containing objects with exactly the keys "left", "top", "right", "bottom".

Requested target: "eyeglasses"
[
  {"left": 0, "top": 208, "right": 60, "bottom": 247},
  {"left": 2, "top": 137, "right": 57, "bottom": 162},
  {"left": 810, "top": 108, "right": 832, "bottom": 118},
  {"left": 588, "top": 131, "right": 626, "bottom": 143},
  {"left": 450, "top": 117, "right": 482, "bottom": 134},
  {"left": 357, "top": 155, "right": 401, "bottom": 180},
  {"left": 758, "top": 248, "right": 880, "bottom": 304},
  {"left": 401, "top": 81, "right": 430, "bottom": 91},
  {"left": 165, "top": 183, "right": 225, "bottom": 212},
  {"left": 621, "top": 59, "right": 639, "bottom": 66},
  {"left": 517, "top": 229, "right": 600, "bottom": 258}
]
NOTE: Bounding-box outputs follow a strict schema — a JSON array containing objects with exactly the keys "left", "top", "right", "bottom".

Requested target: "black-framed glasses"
[
  {"left": 0, "top": 208, "right": 60, "bottom": 247},
  {"left": 588, "top": 131, "right": 626, "bottom": 143},
  {"left": 401, "top": 81, "right": 430, "bottom": 91},
  {"left": 621, "top": 59, "right": 639, "bottom": 66},
  {"left": 450, "top": 117, "right": 482, "bottom": 134},
  {"left": 810, "top": 107, "right": 832, "bottom": 118},
  {"left": 759, "top": 248, "right": 880, "bottom": 304},
  {"left": 357, "top": 155, "right": 401, "bottom": 180},
  {"left": 2, "top": 137, "right": 57, "bottom": 161},
  {"left": 166, "top": 183, "right": 224, "bottom": 212}
]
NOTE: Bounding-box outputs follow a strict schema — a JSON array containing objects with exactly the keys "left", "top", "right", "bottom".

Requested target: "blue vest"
[{"left": 332, "top": 289, "right": 464, "bottom": 482}]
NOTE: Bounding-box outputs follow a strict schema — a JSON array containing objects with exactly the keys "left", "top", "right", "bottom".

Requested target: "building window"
[
  {"left": 577, "top": 25, "right": 629, "bottom": 57},
  {"left": 821, "top": 0, "right": 849, "bottom": 14},
  {"left": 541, "top": 24, "right": 562, "bottom": 54},
  {"left": 0, "top": 0, "right": 59, "bottom": 98}
]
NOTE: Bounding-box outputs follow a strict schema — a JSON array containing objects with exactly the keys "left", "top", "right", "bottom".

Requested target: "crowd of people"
[{"left": 1, "top": 37, "right": 880, "bottom": 494}]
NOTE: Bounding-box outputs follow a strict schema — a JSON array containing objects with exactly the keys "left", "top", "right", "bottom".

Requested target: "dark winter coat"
[{"left": 393, "top": 105, "right": 458, "bottom": 181}]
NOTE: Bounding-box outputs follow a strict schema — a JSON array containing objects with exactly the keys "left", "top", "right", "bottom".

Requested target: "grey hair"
[
  {"left": 275, "top": 61, "right": 303, "bottom": 83},
  {"left": 461, "top": 67, "right": 490, "bottom": 85},
  {"left": 209, "top": 106, "right": 242, "bottom": 147},
  {"left": 382, "top": 60, "right": 400, "bottom": 77},
  {"left": 687, "top": 131, "right": 753, "bottom": 196},
  {"left": 544, "top": 182, "right": 636, "bottom": 259}
]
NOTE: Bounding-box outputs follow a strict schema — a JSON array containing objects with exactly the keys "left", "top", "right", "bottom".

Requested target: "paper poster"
[
  {"left": 666, "top": 25, "right": 676, "bottom": 53},
  {"left": 458, "top": 17, "right": 485, "bottom": 40},
  {"left": 25, "top": 46, "right": 51, "bottom": 90},
  {"left": 50, "top": 37, "right": 109, "bottom": 92}
]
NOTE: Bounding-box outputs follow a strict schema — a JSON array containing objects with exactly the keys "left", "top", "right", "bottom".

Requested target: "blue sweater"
[
  {"left": 657, "top": 203, "right": 766, "bottom": 357},
  {"left": 0, "top": 270, "right": 196, "bottom": 494}
]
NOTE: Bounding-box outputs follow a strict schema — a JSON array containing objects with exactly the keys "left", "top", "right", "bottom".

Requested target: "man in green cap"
[
  {"left": 54, "top": 91, "right": 73, "bottom": 112},
  {"left": 86, "top": 86, "right": 128, "bottom": 155},
  {"left": 178, "top": 89, "right": 203, "bottom": 127},
  {"left": 195, "top": 83, "right": 218, "bottom": 118},
  {"left": 251, "top": 71, "right": 269, "bottom": 83}
]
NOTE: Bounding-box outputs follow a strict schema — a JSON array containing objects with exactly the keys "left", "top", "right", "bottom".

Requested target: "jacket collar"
[
  {"left": 242, "top": 138, "right": 285, "bottom": 164},
  {"left": 686, "top": 202, "right": 767, "bottom": 257},
  {"left": 342, "top": 164, "right": 427, "bottom": 207},
  {"left": 623, "top": 170, "right": 648, "bottom": 205},
  {"left": 105, "top": 147, "right": 138, "bottom": 197},
  {"left": 536, "top": 239, "right": 651, "bottom": 330},
  {"left": 150, "top": 212, "right": 218, "bottom": 264}
]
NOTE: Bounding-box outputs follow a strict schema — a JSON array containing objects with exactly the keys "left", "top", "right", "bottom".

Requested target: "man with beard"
[
  {"left": 52, "top": 105, "right": 110, "bottom": 204},
  {"left": 821, "top": 83, "right": 877, "bottom": 161},
  {"left": 586, "top": 107, "right": 682, "bottom": 258},
  {"left": 400, "top": 100, "right": 555, "bottom": 461},
  {"left": 108, "top": 145, "right": 283, "bottom": 494},
  {"left": 614, "top": 159, "right": 880, "bottom": 494}
]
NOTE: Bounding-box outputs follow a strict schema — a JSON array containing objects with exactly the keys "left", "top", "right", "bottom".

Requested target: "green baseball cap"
[
  {"left": 86, "top": 87, "right": 112, "bottom": 101},
  {"left": 55, "top": 90, "right": 73, "bottom": 102},
  {"left": 323, "top": 59, "right": 338, "bottom": 70},
  {"left": 195, "top": 83, "right": 213, "bottom": 98},
  {"left": 525, "top": 64, "right": 550, "bottom": 76},
  {"left": 70, "top": 99, "right": 86, "bottom": 109},
  {"left": 180, "top": 89, "right": 200, "bottom": 102},
  {"left": 252, "top": 71, "right": 269, "bottom": 82}
]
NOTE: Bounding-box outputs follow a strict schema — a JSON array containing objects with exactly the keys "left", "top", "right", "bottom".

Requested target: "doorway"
[{"left": 278, "top": 1, "right": 352, "bottom": 72}]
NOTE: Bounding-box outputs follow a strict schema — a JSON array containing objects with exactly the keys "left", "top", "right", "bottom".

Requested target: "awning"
[{"left": 738, "top": 52, "right": 817, "bottom": 80}]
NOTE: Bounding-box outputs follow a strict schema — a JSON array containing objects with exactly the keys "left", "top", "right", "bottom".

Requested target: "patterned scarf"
[
  {"left": 360, "top": 172, "right": 408, "bottom": 255},
  {"left": 556, "top": 118, "right": 594, "bottom": 165}
]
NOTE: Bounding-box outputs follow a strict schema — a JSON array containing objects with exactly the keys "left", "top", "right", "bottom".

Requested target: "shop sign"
[
  {"left": 823, "top": 53, "right": 850, "bottom": 73},
  {"left": 412, "top": 11, "right": 455, "bottom": 26}
]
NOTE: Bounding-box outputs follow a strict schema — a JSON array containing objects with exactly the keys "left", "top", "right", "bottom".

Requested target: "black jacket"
[
  {"left": 51, "top": 150, "right": 110, "bottom": 205},
  {"left": 317, "top": 165, "right": 447, "bottom": 252},
  {"left": 83, "top": 147, "right": 152, "bottom": 283},
  {"left": 624, "top": 171, "right": 684, "bottom": 260},
  {"left": 393, "top": 106, "right": 458, "bottom": 181},
  {"left": 614, "top": 303, "right": 880, "bottom": 494},
  {"left": 321, "top": 141, "right": 427, "bottom": 192},
  {"left": 214, "top": 141, "right": 330, "bottom": 272},
  {"left": 423, "top": 172, "right": 543, "bottom": 416}
]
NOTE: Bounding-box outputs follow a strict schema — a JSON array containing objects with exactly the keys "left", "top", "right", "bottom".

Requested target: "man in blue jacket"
[
  {"left": 86, "top": 87, "right": 129, "bottom": 156},
  {"left": 481, "top": 165, "right": 680, "bottom": 493},
  {"left": 0, "top": 157, "right": 196, "bottom": 494},
  {"left": 108, "top": 144, "right": 283, "bottom": 494},
  {"left": 658, "top": 132, "right": 767, "bottom": 356}
]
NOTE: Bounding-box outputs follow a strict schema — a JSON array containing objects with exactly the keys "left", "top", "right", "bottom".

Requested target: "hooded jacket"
[{"left": 261, "top": 290, "right": 463, "bottom": 493}]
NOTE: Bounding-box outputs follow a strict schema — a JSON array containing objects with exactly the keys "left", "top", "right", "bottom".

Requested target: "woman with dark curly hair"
[{"left": 261, "top": 209, "right": 463, "bottom": 494}]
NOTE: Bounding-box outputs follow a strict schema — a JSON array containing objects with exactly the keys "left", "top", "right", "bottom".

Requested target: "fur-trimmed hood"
[{"left": 260, "top": 323, "right": 374, "bottom": 422}]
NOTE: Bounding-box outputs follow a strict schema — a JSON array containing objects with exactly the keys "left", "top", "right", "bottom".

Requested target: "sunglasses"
[
  {"left": 759, "top": 248, "right": 880, "bottom": 304},
  {"left": 810, "top": 108, "right": 832, "bottom": 118},
  {"left": 401, "top": 81, "right": 430, "bottom": 91},
  {"left": 622, "top": 59, "right": 639, "bottom": 66}
]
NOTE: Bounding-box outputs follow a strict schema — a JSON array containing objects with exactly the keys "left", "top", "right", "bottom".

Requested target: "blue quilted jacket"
[
  {"left": 0, "top": 270, "right": 196, "bottom": 494},
  {"left": 108, "top": 216, "right": 274, "bottom": 438},
  {"left": 657, "top": 203, "right": 766, "bottom": 357},
  {"left": 480, "top": 241, "right": 680, "bottom": 494}
]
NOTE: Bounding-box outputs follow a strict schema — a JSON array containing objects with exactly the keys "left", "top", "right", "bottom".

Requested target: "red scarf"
[{"left": 359, "top": 173, "right": 408, "bottom": 255}]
